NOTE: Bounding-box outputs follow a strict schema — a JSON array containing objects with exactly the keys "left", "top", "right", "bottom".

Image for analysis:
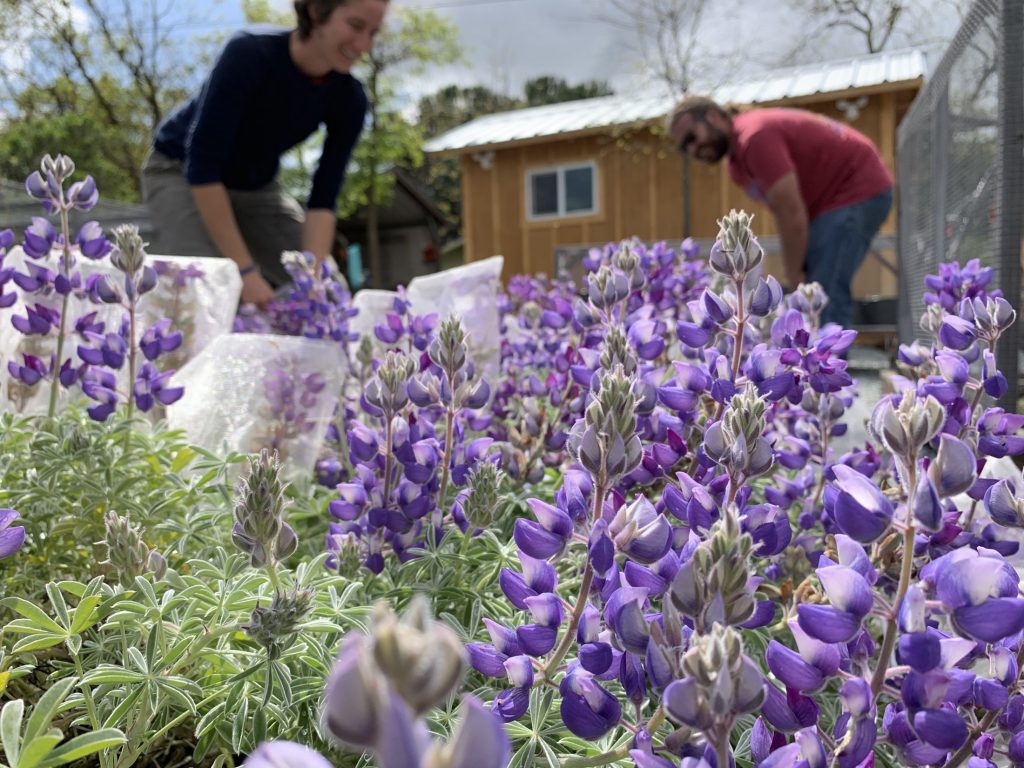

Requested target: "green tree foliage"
[
  {"left": 339, "top": 7, "right": 461, "bottom": 288},
  {"left": 0, "top": 0, "right": 219, "bottom": 201},
  {"left": 524, "top": 75, "right": 612, "bottom": 106}
]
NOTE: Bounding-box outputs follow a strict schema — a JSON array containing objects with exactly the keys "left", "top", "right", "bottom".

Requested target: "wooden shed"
[{"left": 425, "top": 48, "right": 933, "bottom": 301}]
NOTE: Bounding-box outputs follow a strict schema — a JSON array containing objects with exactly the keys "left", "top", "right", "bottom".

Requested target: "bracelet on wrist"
[{"left": 239, "top": 263, "right": 259, "bottom": 277}]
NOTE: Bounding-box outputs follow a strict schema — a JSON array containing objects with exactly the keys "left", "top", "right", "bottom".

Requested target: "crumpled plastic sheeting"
[
  {"left": 0, "top": 248, "right": 240, "bottom": 415},
  {"left": 166, "top": 333, "right": 345, "bottom": 476},
  {"left": 349, "top": 257, "right": 504, "bottom": 381},
  {"left": 349, "top": 288, "right": 398, "bottom": 349},
  {"left": 407, "top": 256, "right": 504, "bottom": 382}
]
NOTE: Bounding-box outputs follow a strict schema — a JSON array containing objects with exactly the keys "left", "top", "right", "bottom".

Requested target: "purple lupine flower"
[
  {"left": 139, "top": 318, "right": 184, "bottom": 361},
  {"left": 827, "top": 464, "right": 894, "bottom": 543},
  {"left": 75, "top": 220, "right": 110, "bottom": 258},
  {"left": 797, "top": 563, "right": 873, "bottom": 643},
  {"left": 242, "top": 742, "right": 333, "bottom": 768},
  {"left": 513, "top": 499, "right": 573, "bottom": 559},
  {"left": 133, "top": 361, "right": 184, "bottom": 412},
  {"left": 756, "top": 727, "right": 826, "bottom": 768},
  {"left": 66, "top": 175, "right": 98, "bottom": 211},
  {"left": 559, "top": 666, "right": 622, "bottom": 739},
  {"left": 498, "top": 552, "right": 557, "bottom": 610},
  {"left": 22, "top": 216, "right": 56, "bottom": 259},
  {"left": 0, "top": 510, "right": 26, "bottom": 559},
  {"left": 927, "top": 548, "right": 1024, "bottom": 642},
  {"left": 609, "top": 495, "right": 672, "bottom": 563}
]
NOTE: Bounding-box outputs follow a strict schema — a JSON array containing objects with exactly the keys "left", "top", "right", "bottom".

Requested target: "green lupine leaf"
[
  {"left": 16, "top": 731, "right": 62, "bottom": 768},
  {"left": 43, "top": 586, "right": 69, "bottom": 630},
  {"left": 12, "top": 635, "right": 65, "bottom": 655},
  {"left": 1, "top": 699, "right": 24, "bottom": 766},
  {"left": 37, "top": 728, "right": 125, "bottom": 766},
  {"left": 68, "top": 595, "right": 101, "bottom": 635},
  {"left": 1, "top": 600, "right": 64, "bottom": 635},
  {"left": 24, "top": 677, "right": 75, "bottom": 744}
]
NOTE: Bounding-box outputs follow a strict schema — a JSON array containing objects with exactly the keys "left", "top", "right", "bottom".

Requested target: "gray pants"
[{"left": 141, "top": 149, "right": 303, "bottom": 287}]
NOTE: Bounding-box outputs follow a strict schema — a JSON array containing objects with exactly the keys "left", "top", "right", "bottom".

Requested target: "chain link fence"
[{"left": 897, "top": 0, "right": 1024, "bottom": 407}]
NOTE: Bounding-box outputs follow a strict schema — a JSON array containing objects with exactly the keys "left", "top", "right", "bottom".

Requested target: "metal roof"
[{"left": 425, "top": 47, "right": 932, "bottom": 155}]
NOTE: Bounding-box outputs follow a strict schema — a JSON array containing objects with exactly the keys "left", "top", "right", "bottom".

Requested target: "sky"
[{"left": 258, "top": 0, "right": 959, "bottom": 103}]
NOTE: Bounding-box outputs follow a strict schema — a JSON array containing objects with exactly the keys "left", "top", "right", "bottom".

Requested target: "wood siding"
[{"left": 458, "top": 84, "right": 920, "bottom": 297}]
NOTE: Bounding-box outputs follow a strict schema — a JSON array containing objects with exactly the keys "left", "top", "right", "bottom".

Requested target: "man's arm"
[
  {"left": 191, "top": 183, "right": 274, "bottom": 306},
  {"left": 764, "top": 171, "right": 809, "bottom": 289},
  {"left": 303, "top": 208, "right": 337, "bottom": 262}
]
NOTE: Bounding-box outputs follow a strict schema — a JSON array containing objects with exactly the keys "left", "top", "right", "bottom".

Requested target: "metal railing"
[{"left": 897, "top": 0, "right": 1024, "bottom": 407}]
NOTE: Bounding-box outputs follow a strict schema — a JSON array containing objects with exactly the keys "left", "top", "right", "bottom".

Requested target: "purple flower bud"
[
  {"left": 749, "top": 275, "right": 784, "bottom": 317},
  {"left": 604, "top": 586, "right": 650, "bottom": 656},
  {"left": 491, "top": 686, "right": 530, "bottom": 722},
  {"left": 243, "top": 742, "right": 333, "bottom": 768},
  {"left": 829, "top": 465, "right": 893, "bottom": 543},
  {"left": 321, "top": 634, "right": 385, "bottom": 749},
  {"left": 928, "top": 435, "right": 977, "bottom": 498},
  {"left": 913, "top": 708, "right": 968, "bottom": 751},
  {"left": 912, "top": 471, "right": 944, "bottom": 532},
  {"left": 0, "top": 510, "right": 26, "bottom": 559},
  {"left": 559, "top": 668, "right": 621, "bottom": 739}
]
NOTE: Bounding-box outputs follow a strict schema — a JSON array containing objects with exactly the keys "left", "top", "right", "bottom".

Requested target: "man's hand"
[
  {"left": 784, "top": 267, "right": 806, "bottom": 292},
  {"left": 241, "top": 271, "right": 275, "bottom": 307}
]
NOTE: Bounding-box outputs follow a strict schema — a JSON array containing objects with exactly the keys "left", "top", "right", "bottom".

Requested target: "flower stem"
[
  {"left": 713, "top": 731, "right": 731, "bottom": 768},
  {"left": 437, "top": 404, "right": 456, "bottom": 521},
  {"left": 871, "top": 465, "right": 917, "bottom": 696},
  {"left": 730, "top": 276, "right": 747, "bottom": 382},
  {"left": 542, "top": 482, "right": 606, "bottom": 681},
  {"left": 48, "top": 207, "right": 72, "bottom": 420}
]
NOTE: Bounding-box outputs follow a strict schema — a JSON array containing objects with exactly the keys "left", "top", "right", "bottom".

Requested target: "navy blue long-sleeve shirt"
[{"left": 154, "top": 27, "right": 366, "bottom": 212}]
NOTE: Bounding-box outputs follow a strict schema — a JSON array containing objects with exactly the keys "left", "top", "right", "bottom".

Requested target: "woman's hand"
[{"left": 241, "top": 271, "right": 275, "bottom": 307}]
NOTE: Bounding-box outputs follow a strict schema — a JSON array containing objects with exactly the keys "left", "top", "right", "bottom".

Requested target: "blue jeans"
[{"left": 804, "top": 188, "right": 893, "bottom": 328}]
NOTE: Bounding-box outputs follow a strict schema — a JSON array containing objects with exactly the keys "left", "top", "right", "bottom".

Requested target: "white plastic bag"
[
  {"left": 0, "top": 248, "right": 240, "bottom": 415},
  {"left": 166, "top": 333, "right": 345, "bottom": 476},
  {"left": 407, "top": 255, "right": 504, "bottom": 381}
]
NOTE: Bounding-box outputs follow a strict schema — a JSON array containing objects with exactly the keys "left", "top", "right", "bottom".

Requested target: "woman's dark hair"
[{"left": 294, "top": 0, "right": 388, "bottom": 39}]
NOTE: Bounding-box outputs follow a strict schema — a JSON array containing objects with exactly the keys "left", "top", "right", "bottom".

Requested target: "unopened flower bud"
[
  {"left": 370, "top": 597, "right": 466, "bottom": 714},
  {"left": 232, "top": 450, "right": 298, "bottom": 568},
  {"left": 110, "top": 224, "right": 147, "bottom": 276},
  {"left": 461, "top": 460, "right": 505, "bottom": 529},
  {"left": 242, "top": 586, "right": 314, "bottom": 652},
  {"left": 101, "top": 511, "right": 164, "bottom": 586}
]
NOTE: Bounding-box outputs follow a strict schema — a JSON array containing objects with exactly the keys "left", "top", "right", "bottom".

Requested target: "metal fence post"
[{"left": 997, "top": 0, "right": 1024, "bottom": 410}]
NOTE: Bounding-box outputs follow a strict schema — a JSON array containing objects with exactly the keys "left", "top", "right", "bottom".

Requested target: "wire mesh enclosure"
[{"left": 897, "top": 0, "right": 1024, "bottom": 406}]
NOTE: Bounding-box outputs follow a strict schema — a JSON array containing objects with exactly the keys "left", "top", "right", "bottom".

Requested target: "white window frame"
[{"left": 525, "top": 161, "right": 598, "bottom": 221}]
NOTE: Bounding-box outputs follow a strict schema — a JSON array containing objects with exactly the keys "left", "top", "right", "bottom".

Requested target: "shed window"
[{"left": 526, "top": 162, "right": 597, "bottom": 219}]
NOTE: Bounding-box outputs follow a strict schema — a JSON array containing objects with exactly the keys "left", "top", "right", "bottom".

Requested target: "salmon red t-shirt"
[{"left": 727, "top": 108, "right": 893, "bottom": 220}]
